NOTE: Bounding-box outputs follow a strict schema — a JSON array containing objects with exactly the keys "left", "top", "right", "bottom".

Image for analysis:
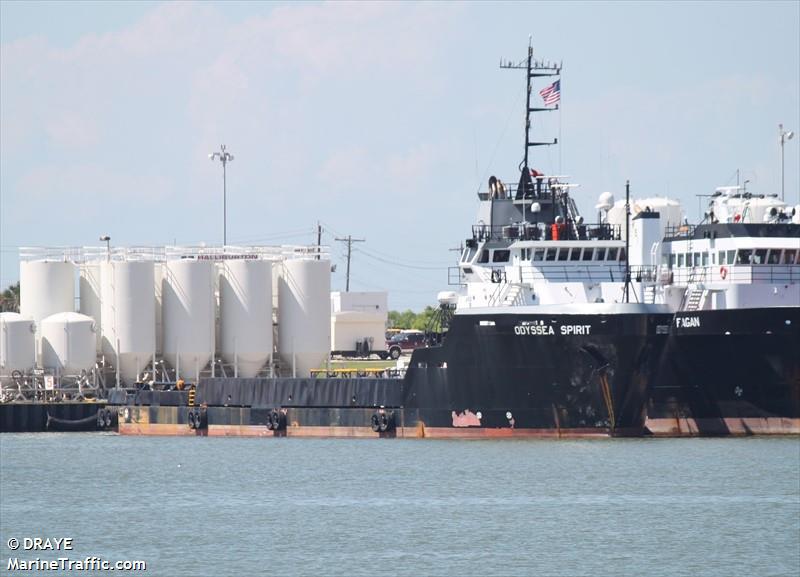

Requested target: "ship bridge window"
[
  {"left": 533, "top": 248, "right": 545, "bottom": 261},
  {"left": 594, "top": 248, "right": 606, "bottom": 261},
  {"left": 619, "top": 248, "right": 626, "bottom": 261},
  {"left": 478, "top": 249, "right": 490, "bottom": 264},
  {"left": 726, "top": 250, "right": 735, "bottom": 265},
  {"left": 462, "top": 247, "right": 477, "bottom": 263},
  {"left": 582, "top": 248, "right": 594, "bottom": 261},
  {"left": 702, "top": 252, "right": 709, "bottom": 266},
  {"left": 767, "top": 250, "right": 781, "bottom": 265},
  {"left": 557, "top": 248, "right": 569, "bottom": 261},
  {"left": 546, "top": 248, "right": 557, "bottom": 261},
  {"left": 736, "top": 249, "right": 752, "bottom": 265},
  {"left": 678, "top": 254, "right": 685, "bottom": 267},
  {"left": 718, "top": 251, "right": 724, "bottom": 266},
  {"left": 783, "top": 250, "right": 797, "bottom": 264},
  {"left": 669, "top": 253, "right": 676, "bottom": 268},
  {"left": 607, "top": 248, "right": 619, "bottom": 261},
  {"left": 693, "top": 253, "right": 701, "bottom": 267},
  {"left": 492, "top": 250, "right": 510, "bottom": 263},
  {"left": 754, "top": 249, "right": 767, "bottom": 264},
  {"left": 569, "top": 248, "right": 581, "bottom": 261},
  {"left": 520, "top": 248, "right": 531, "bottom": 260}
]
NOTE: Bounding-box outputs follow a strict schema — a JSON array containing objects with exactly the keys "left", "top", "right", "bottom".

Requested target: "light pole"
[
  {"left": 100, "top": 235, "right": 111, "bottom": 262},
  {"left": 209, "top": 145, "right": 234, "bottom": 245},
  {"left": 779, "top": 124, "right": 794, "bottom": 202}
]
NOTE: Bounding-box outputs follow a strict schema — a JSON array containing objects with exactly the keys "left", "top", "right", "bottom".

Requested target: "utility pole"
[
  {"left": 335, "top": 235, "right": 365, "bottom": 292},
  {"left": 316, "top": 222, "right": 322, "bottom": 260}
]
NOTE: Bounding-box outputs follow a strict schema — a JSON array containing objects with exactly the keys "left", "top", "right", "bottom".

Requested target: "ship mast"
[{"left": 500, "top": 37, "right": 560, "bottom": 184}]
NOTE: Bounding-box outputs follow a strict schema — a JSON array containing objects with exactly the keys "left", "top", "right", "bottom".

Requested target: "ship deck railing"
[
  {"left": 471, "top": 222, "right": 621, "bottom": 243},
  {"left": 664, "top": 224, "right": 697, "bottom": 239},
  {"left": 516, "top": 264, "right": 657, "bottom": 284},
  {"left": 664, "top": 264, "right": 800, "bottom": 285},
  {"left": 476, "top": 179, "right": 573, "bottom": 203}
]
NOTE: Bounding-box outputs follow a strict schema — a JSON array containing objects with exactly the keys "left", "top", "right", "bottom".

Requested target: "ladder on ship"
[
  {"left": 566, "top": 195, "right": 581, "bottom": 238},
  {"left": 643, "top": 285, "right": 657, "bottom": 304},
  {"left": 683, "top": 288, "right": 706, "bottom": 311},
  {"left": 488, "top": 282, "right": 526, "bottom": 307}
]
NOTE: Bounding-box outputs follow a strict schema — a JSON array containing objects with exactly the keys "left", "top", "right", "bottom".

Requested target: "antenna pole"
[
  {"left": 624, "top": 180, "right": 631, "bottom": 304},
  {"left": 779, "top": 123, "right": 796, "bottom": 202},
  {"left": 499, "top": 41, "right": 560, "bottom": 177},
  {"left": 335, "top": 235, "right": 365, "bottom": 292},
  {"left": 524, "top": 40, "right": 533, "bottom": 169},
  {"left": 316, "top": 222, "right": 322, "bottom": 260}
]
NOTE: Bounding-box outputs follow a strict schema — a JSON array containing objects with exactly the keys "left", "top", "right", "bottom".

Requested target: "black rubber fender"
[
  {"left": 370, "top": 413, "right": 381, "bottom": 432},
  {"left": 194, "top": 409, "right": 206, "bottom": 430},
  {"left": 96, "top": 408, "right": 107, "bottom": 429},
  {"left": 378, "top": 412, "right": 394, "bottom": 432},
  {"left": 103, "top": 409, "right": 113, "bottom": 428},
  {"left": 269, "top": 410, "right": 285, "bottom": 431}
]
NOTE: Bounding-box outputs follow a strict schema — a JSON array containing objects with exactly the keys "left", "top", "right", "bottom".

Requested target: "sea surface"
[{"left": 1, "top": 434, "right": 798, "bottom": 577}]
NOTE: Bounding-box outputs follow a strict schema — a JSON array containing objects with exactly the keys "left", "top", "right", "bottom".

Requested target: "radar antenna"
[{"left": 500, "top": 36, "right": 560, "bottom": 179}]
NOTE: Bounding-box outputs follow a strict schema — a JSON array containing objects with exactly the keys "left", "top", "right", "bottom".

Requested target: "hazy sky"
[{"left": 1, "top": 1, "right": 798, "bottom": 310}]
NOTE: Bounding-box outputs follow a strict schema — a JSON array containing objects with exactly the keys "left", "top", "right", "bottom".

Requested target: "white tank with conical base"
[
  {"left": 219, "top": 259, "right": 272, "bottom": 378},
  {"left": 162, "top": 259, "right": 214, "bottom": 382},
  {"left": 20, "top": 260, "right": 75, "bottom": 362},
  {"left": 278, "top": 258, "right": 330, "bottom": 377},
  {"left": 79, "top": 262, "right": 103, "bottom": 353},
  {"left": 100, "top": 261, "right": 156, "bottom": 385}
]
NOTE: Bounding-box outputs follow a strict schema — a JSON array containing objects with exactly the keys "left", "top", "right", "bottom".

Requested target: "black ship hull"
[
  {"left": 401, "top": 307, "right": 670, "bottom": 437},
  {"left": 647, "top": 307, "right": 800, "bottom": 436},
  {"left": 114, "top": 305, "right": 672, "bottom": 438}
]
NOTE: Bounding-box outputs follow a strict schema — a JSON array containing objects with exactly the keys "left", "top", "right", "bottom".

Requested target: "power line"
[
  {"left": 352, "top": 247, "right": 447, "bottom": 270},
  {"left": 318, "top": 220, "right": 450, "bottom": 267}
]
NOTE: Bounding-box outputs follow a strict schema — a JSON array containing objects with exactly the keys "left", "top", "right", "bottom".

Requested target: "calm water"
[{"left": 1, "top": 435, "right": 798, "bottom": 577}]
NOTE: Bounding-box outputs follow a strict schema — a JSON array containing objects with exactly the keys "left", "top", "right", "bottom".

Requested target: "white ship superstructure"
[{"left": 658, "top": 186, "right": 800, "bottom": 312}]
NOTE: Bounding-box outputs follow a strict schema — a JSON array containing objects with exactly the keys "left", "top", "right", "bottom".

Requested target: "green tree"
[
  {"left": 388, "top": 309, "right": 417, "bottom": 329},
  {"left": 1, "top": 282, "right": 20, "bottom": 313},
  {"left": 411, "top": 306, "right": 437, "bottom": 331},
  {"left": 388, "top": 307, "right": 440, "bottom": 332}
]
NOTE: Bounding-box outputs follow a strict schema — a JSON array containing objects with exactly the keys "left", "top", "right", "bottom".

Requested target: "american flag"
[{"left": 539, "top": 80, "right": 560, "bottom": 106}]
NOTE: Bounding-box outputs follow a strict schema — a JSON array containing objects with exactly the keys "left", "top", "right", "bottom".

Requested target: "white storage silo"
[
  {"left": 40, "top": 312, "right": 96, "bottom": 375},
  {"left": 0, "top": 312, "right": 36, "bottom": 375},
  {"left": 219, "top": 259, "right": 272, "bottom": 378},
  {"left": 154, "top": 262, "right": 164, "bottom": 356},
  {"left": 79, "top": 262, "right": 103, "bottom": 353},
  {"left": 100, "top": 261, "right": 156, "bottom": 384},
  {"left": 162, "top": 259, "right": 214, "bottom": 381},
  {"left": 278, "top": 259, "right": 331, "bottom": 377},
  {"left": 20, "top": 260, "right": 75, "bottom": 330}
]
